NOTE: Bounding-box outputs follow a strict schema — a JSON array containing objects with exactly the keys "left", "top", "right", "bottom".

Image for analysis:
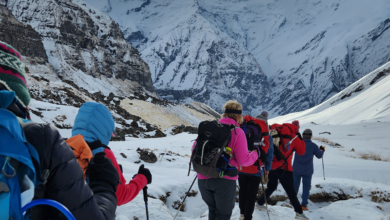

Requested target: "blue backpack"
[
  {"left": 0, "top": 109, "right": 41, "bottom": 219},
  {"left": 0, "top": 109, "right": 76, "bottom": 220}
]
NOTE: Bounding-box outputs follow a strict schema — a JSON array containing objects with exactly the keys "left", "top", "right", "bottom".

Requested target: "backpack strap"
[{"left": 87, "top": 140, "right": 110, "bottom": 155}]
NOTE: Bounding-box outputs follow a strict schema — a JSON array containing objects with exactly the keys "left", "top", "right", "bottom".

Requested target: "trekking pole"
[
  {"left": 143, "top": 186, "right": 149, "bottom": 220},
  {"left": 261, "top": 167, "right": 271, "bottom": 220},
  {"left": 173, "top": 176, "right": 198, "bottom": 220},
  {"left": 322, "top": 157, "right": 325, "bottom": 180}
]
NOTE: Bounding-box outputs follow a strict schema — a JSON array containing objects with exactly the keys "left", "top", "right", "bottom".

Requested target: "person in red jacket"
[
  {"left": 237, "top": 112, "right": 270, "bottom": 220},
  {"left": 72, "top": 102, "right": 152, "bottom": 206},
  {"left": 256, "top": 122, "right": 309, "bottom": 220}
]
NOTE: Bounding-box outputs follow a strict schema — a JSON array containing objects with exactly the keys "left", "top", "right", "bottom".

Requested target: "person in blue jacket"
[{"left": 293, "top": 129, "right": 324, "bottom": 210}]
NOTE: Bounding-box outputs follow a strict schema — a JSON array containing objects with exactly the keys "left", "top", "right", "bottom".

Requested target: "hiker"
[
  {"left": 192, "top": 100, "right": 260, "bottom": 220},
  {"left": 256, "top": 121, "right": 310, "bottom": 220},
  {"left": 0, "top": 41, "right": 119, "bottom": 219},
  {"left": 293, "top": 129, "right": 324, "bottom": 211},
  {"left": 238, "top": 111, "right": 272, "bottom": 220},
  {"left": 255, "top": 111, "right": 274, "bottom": 182},
  {"left": 255, "top": 111, "right": 275, "bottom": 182},
  {"left": 72, "top": 102, "right": 152, "bottom": 206}
]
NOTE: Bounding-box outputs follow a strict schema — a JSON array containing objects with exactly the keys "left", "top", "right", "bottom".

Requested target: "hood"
[
  {"left": 72, "top": 102, "right": 114, "bottom": 146},
  {"left": 0, "top": 90, "right": 17, "bottom": 109}
]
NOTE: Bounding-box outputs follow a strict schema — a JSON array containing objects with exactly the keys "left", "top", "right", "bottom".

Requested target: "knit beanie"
[
  {"left": 292, "top": 120, "right": 300, "bottom": 129},
  {"left": 302, "top": 129, "right": 312, "bottom": 139},
  {"left": 256, "top": 110, "right": 269, "bottom": 122},
  {"left": 0, "top": 41, "right": 30, "bottom": 107}
]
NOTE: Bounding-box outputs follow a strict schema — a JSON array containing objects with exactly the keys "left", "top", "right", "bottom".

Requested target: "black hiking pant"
[
  {"left": 238, "top": 174, "right": 261, "bottom": 220},
  {"left": 257, "top": 169, "right": 303, "bottom": 214},
  {"left": 198, "top": 178, "right": 236, "bottom": 220}
]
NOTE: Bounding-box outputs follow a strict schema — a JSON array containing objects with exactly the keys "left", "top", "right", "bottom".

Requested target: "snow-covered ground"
[{"left": 65, "top": 130, "right": 390, "bottom": 220}]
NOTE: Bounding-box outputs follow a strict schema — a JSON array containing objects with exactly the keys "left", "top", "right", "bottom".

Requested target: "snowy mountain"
[
  {"left": 83, "top": 0, "right": 390, "bottom": 116},
  {"left": 2, "top": 0, "right": 154, "bottom": 96},
  {"left": 271, "top": 61, "right": 390, "bottom": 125},
  {"left": 0, "top": 3, "right": 218, "bottom": 138}
]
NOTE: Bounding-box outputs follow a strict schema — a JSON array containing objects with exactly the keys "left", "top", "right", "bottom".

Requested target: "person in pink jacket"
[{"left": 192, "top": 100, "right": 259, "bottom": 220}]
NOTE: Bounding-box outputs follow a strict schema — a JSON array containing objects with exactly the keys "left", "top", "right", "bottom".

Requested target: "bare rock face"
[
  {"left": 170, "top": 125, "right": 198, "bottom": 135},
  {"left": 2, "top": 0, "right": 154, "bottom": 95},
  {"left": 0, "top": 6, "right": 47, "bottom": 64},
  {"left": 136, "top": 148, "right": 158, "bottom": 163}
]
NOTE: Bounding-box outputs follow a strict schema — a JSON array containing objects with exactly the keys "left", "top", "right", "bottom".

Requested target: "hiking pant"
[
  {"left": 238, "top": 174, "right": 261, "bottom": 220},
  {"left": 198, "top": 178, "right": 236, "bottom": 220},
  {"left": 293, "top": 173, "right": 312, "bottom": 206},
  {"left": 257, "top": 170, "right": 303, "bottom": 214}
]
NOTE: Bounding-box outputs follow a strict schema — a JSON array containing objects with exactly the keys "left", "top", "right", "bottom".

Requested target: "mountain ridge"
[{"left": 84, "top": 0, "right": 390, "bottom": 116}]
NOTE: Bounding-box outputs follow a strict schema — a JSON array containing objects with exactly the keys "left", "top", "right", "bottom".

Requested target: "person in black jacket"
[{"left": 0, "top": 40, "right": 119, "bottom": 219}]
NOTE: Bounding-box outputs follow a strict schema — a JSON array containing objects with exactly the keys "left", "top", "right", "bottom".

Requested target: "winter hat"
[
  {"left": 0, "top": 41, "right": 30, "bottom": 107},
  {"left": 292, "top": 120, "right": 300, "bottom": 129},
  {"left": 302, "top": 129, "right": 312, "bottom": 139},
  {"left": 256, "top": 110, "right": 269, "bottom": 122}
]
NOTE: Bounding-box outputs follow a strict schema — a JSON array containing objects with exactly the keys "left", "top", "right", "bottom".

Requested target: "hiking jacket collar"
[{"left": 219, "top": 117, "right": 239, "bottom": 126}]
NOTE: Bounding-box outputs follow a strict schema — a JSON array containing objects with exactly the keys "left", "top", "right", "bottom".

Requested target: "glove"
[
  {"left": 138, "top": 164, "right": 152, "bottom": 184},
  {"left": 320, "top": 146, "right": 325, "bottom": 152},
  {"left": 296, "top": 132, "right": 303, "bottom": 140},
  {"left": 87, "top": 152, "right": 120, "bottom": 190}
]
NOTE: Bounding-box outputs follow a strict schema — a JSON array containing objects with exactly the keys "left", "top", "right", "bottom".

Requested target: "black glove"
[
  {"left": 273, "top": 147, "right": 284, "bottom": 161},
  {"left": 138, "top": 164, "right": 152, "bottom": 184},
  {"left": 320, "top": 146, "right": 325, "bottom": 152},
  {"left": 87, "top": 152, "right": 120, "bottom": 190},
  {"left": 296, "top": 132, "right": 303, "bottom": 140}
]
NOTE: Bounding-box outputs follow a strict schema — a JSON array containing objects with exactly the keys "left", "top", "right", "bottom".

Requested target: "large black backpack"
[
  {"left": 241, "top": 120, "right": 269, "bottom": 166},
  {"left": 189, "top": 120, "right": 237, "bottom": 178}
]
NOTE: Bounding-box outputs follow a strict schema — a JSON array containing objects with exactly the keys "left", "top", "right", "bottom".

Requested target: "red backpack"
[{"left": 270, "top": 123, "right": 298, "bottom": 165}]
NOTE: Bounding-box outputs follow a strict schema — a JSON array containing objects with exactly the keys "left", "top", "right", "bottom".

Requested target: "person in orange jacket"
[{"left": 256, "top": 121, "right": 309, "bottom": 220}]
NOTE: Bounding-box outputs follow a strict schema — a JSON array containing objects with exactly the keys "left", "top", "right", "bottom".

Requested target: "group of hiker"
[
  {"left": 1, "top": 40, "right": 326, "bottom": 220},
  {"left": 0, "top": 41, "right": 152, "bottom": 219},
  {"left": 190, "top": 100, "right": 325, "bottom": 220}
]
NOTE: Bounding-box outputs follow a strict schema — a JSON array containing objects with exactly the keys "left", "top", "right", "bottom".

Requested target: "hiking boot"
[
  {"left": 255, "top": 203, "right": 267, "bottom": 211},
  {"left": 239, "top": 214, "right": 244, "bottom": 220},
  {"left": 295, "top": 212, "right": 309, "bottom": 220},
  {"left": 302, "top": 205, "right": 309, "bottom": 211}
]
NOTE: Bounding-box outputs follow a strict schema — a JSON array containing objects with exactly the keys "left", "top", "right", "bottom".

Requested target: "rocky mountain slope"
[
  {"left": 2, "top": 0, "right": 154, "bottom": 96},
  {"left": 0, "top": 3, "right": 218, "bottom": 138},
  {"left": 83, "top": 0, "right": 270, "bottom": 114},
  {"left": 84, "top": 0, "right": 390, "bottom": 116}
]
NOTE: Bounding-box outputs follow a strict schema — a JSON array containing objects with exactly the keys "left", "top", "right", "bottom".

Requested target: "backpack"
[
  {"left": 66, "top": 136, "right": 110, "bottom": 179},
  {"left": 240, "top": 118, "right": 269, "bottom": 165},
  {"left": 66, "top": 134, "right": 93, "bottom": 179},
  {"left": 270, "top": 123, "right": 298, "bottom": 167},
  {"left": 189, "top": 120, "right": 237, "bottom": 178},
  {"left": 0, "top": 109, "right": 41, "bottom": 219}
]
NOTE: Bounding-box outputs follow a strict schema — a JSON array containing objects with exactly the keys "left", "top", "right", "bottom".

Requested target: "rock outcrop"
[{"left": 2, "top": 0, "right": 154, "bottom": 95}]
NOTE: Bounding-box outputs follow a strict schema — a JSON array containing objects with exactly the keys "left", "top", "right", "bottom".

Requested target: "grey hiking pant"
[{"left": 198, "top": 178, "right": 236, "bottom": 220}]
